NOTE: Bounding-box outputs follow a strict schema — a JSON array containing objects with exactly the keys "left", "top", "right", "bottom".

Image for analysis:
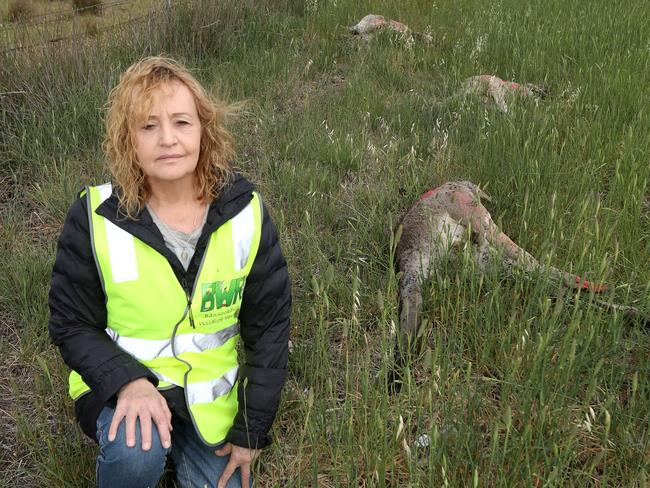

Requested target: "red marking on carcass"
[
  {"left": 576, "top": 276, "right": 608, "bottom": 293},
  {"left": 419, "top": 187, "right": 439, "bottom": 201}
]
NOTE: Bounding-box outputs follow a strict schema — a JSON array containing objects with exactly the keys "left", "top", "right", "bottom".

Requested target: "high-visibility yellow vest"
[{"left": 68, "top": 183, "right": 263, "bottom": 445}]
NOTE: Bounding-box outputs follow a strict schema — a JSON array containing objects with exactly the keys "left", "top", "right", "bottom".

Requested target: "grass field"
[{"left": 1, "top": 0, "right": 649, "bottom": 486}]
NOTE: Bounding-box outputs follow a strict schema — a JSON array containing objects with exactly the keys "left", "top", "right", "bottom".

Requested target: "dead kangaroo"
[
  {"left": 349, "top": 14, "right": 432, "bottom": 42},
  {"left": 460, "top": 75, "right": 549, "bottom": 113},
  {"left": 389, "top": 182, "right": 647, "bottom": 390},
  {"left": 349, "top": 14, "right": 410, "bottom": 38},
  {"left": 395, "top": 181, "right": 615, "bottom": 343}
]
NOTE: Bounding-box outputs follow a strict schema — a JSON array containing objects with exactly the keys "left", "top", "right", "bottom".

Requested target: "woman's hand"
[
  {"left": 215, "top": 443, "right": 260, "bottom": 488},
  {"left": 107, "top": 378, "right": 173, "bottom": 451}
]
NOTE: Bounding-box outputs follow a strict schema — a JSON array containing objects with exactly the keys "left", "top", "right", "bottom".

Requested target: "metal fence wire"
[{"left": 0, "top": 0, "right": 170, "bottom": 54}]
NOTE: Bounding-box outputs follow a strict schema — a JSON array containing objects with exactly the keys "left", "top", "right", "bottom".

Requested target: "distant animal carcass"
[
  {"left": 349, "top": 14, "right": 410, "bottom": 38},
  {"left": 460, "top": 75, "right": 549, "bottom": 113}
]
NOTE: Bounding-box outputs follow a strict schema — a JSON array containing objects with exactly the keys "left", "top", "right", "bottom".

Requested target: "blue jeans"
[{"left": 96, "top": 407, "right": 252, "bottom": 488}]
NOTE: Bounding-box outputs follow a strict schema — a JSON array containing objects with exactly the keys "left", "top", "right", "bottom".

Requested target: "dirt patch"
[
  {"left": 285, "top": 69, "right": 348, "bottom": 116},
  {"left": 0, "top": 172, "right": 16, "bottom": 220},
  {"left": 0, "top": 311, "right": 37, "bottom": 486},
  {"left": 23, "top": 205, "right": 61, "bottom": 247},
  {"left": 0, "top": 172, "right": 59, "bottom": 249}
]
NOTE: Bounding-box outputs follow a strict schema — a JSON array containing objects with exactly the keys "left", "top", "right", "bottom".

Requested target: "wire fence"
[
  {"left": 2, "top": 0, "right": 127, "bottom": 27},
  {"left": 0, "top": 0, "right": 168, "bottom": 54}
]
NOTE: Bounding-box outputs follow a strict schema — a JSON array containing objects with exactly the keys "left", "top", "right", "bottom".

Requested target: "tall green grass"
[{"left": 1, "top": 0, "right": 648, "bottom": 485}]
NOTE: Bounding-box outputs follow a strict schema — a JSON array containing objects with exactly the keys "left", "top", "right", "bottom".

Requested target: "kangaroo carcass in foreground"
[{"left": 395, "top": 181, "right": 647, "bottom": 346}]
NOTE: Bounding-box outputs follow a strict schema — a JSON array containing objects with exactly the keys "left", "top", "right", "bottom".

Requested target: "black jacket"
[{"left": 48, "top": 174, "right": 291, "bottom": 449}]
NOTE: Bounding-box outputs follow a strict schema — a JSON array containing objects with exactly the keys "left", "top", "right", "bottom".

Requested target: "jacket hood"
[
  {"left": 217, "top": 172, "right": 256, "bottom": 205},
  {"left": 206, "top": 172, "right": 256, "bottom": 223},
  {"left": 92, "top": 172, "right": 257, "bottom": 279}
]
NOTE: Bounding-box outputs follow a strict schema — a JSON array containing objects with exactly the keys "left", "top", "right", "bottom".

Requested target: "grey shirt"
[{"left": 146, "top": 203, "right": 208, "bottom": 271}]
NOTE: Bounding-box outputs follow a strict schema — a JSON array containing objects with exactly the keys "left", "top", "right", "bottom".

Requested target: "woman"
[{"left": 48, "top": 56, "right": 291, "bottom": 488}]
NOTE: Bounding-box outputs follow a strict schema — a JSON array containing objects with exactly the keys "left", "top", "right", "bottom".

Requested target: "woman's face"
[{"left": 134, "top": 80, "right": 202, "bottom": 189}]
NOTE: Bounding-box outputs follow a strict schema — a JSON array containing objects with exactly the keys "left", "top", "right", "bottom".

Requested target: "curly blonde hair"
[{"left": 103, "top": 56, "right": 236, "bottom": 218}]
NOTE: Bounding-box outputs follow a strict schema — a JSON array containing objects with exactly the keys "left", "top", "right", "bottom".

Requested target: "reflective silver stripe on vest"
[
  {"left": 106, "top": 323, "right": 239, "bottom": 360},
  {"left": 231, "top": 201, "right": 255, "bottom": 271},
  {"left": 97, "top": 183, "right": 139, "bottom": 283},
  {"left": 187, "top": 366, "right": 239, "bottom": 405}
]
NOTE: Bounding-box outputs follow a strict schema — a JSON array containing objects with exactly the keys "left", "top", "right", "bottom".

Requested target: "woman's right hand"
[{"left": 107, "top": 378, "right": 173, "bottom": 451}]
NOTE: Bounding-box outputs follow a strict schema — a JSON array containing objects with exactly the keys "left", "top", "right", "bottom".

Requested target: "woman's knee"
[
  {"left": 96, "top": 408, "right": 170, "bottom": 479},
  {"left": 99, "top": 434, "right": 168, "bottom": 468}
]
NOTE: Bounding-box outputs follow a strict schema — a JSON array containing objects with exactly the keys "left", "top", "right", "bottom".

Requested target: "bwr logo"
[{"left": 200, "top": 277, "right": 246, "bottom": 312}]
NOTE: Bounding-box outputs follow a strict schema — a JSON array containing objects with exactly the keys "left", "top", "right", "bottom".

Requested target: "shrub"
[
  {"left": 7, "top": 0, "right": 36, "bottom": 23},
  {"left": 72, "top": 0, "right": 102, "bottom": 16}
]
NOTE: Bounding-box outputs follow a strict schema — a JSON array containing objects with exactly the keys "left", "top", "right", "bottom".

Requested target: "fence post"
[
  {"left": 165, "top": 0, "right": 172, "bottom": 21},
  {"left": 164, "top": 0, "right": 172, "bottom": 47}
]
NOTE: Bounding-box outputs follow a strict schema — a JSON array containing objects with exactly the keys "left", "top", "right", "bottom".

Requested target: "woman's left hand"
[{"left": 215, "top": 442, "right": 260, "bottom": 488}]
